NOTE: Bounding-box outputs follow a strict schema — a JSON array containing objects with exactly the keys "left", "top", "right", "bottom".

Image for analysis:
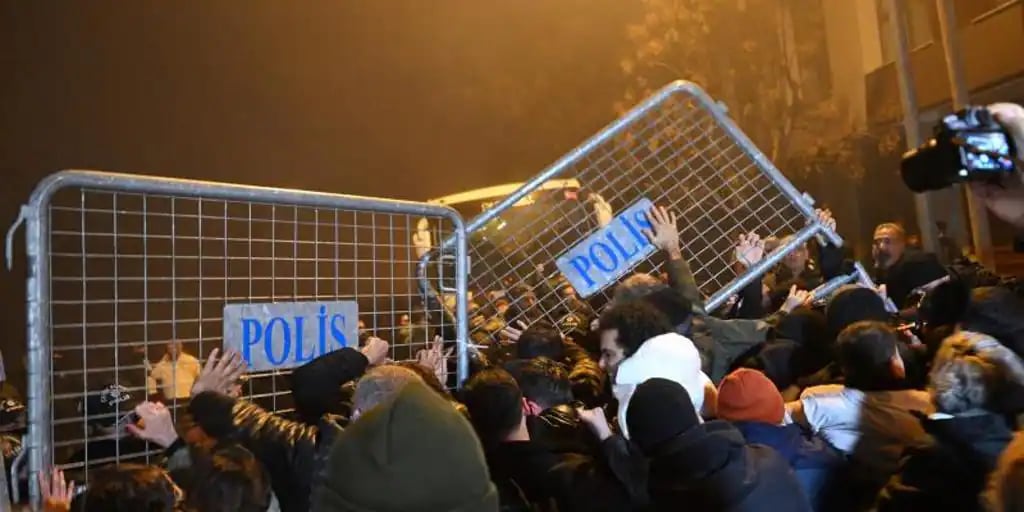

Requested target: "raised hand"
[
  {"left": 644, "top": 206, "right": 682, "bottom": 259},
  {"left": 191, "top": 349, "right": 246, "bottom": 396},
  {"left": 780, "top": 285, "right": 812, "bottom": 314},
  {"left": 576, "top": 407, "right": 613, "bottom": 441},
  {"left": 814, "top": 208, "right": 837, "bottom": 232},
  {"left": 591, "top": 193, "right": 614, "bottom": 227},
  {"left": 126, "top": 401, "right": 178, "bottom": 448},
  {"left": 412, "top": 218, "right": 433, "bottom": 258},
  {"left": 416, "top": 335, "right": 453, "bottom": 383},
  {"left": 500, "top": 320, "right": 530, "bottom": 343},
  {"left": 39, "top": 467, "right": 75, "bottom": 512},
  {"left": 734, "top": 232, "right": 765, "bottom": 268},
  {"left": 360, "top": 336, "right": 390, "bottom": 366}
]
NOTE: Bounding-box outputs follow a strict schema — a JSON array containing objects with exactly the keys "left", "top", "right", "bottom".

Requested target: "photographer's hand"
[{"left": 971, "top": 103, "right": 1024, "bottom": 229}]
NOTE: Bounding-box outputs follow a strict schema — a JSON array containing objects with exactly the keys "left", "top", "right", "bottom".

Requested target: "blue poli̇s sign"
[
  {"left": 222, "top": 301, "right": 359, "bottom": 372},
  {"left": 555, "top": 198, "right": 657, "bottom": 298}
]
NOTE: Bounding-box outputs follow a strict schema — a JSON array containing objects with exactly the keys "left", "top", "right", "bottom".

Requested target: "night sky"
[{"left": 0, "top": 2, "right": 640, "bottom": 387}]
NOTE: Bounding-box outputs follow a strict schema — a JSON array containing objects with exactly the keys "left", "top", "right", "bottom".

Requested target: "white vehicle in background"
[{"left": 414, "top": 178, "right": 615, "bottom": 253}]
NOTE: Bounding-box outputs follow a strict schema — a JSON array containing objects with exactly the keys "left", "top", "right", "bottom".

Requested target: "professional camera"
[{"left": 900, "top": 106, "right": 1016, "bottom": 192}]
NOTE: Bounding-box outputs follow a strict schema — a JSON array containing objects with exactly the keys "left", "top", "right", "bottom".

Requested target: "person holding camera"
[
  {"left": 891, "top": 102, "right": 1024, "bottom": 310},
  {"left": 968, "top": 103, "right": 1024, "bottom": 236}
]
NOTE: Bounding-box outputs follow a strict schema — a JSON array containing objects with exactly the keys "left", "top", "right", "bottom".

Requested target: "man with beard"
[{"left": 871, "top": 223, "right": 947, "bottom": 309}]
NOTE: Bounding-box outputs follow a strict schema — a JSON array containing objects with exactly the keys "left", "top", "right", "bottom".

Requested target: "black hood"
[
  {"left": 647, "top": 420, "right": 747, "bottom": 481},
  {"left": 922, "top": 412, "right": 1014, "bottom": 468}
]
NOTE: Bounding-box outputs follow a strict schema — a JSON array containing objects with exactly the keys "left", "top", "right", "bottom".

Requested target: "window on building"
[{"left": 876, "top": 0, "right": 938, "bottom": 63}]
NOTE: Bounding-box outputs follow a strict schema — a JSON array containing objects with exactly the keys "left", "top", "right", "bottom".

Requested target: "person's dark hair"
[
  {"left": 598, "top": 301, "right": 673, "bottom": 358},
  {"left": 825, "top": 286, "right": 890, "bottom": 340},
  {"left": 613, "top": 273, "right": 665, "bottom": 304},
  {"left": 960, "top": 286, "right": 1024, "bottom": 359},
  {"left": 918, "top": 278, "right": 970, "bottom": 330},
  {"left": 516, "top": 322, "right": 564, "bottom": 362},
  {"left": 460, "top": 367, "right": 523, "bottom": 444},
  {"left": 505, "top": 357, "right": 572, "bottom": 410},
  {"left": 181, "top": 444, "right": 272, "bottom": 512},
  {"left": 639, "top": 286, "right": 693, "bottom": 327},
  {"left": 836, "top": 321, "right": 901, "bottom": 391},
  {"left": 76, "top": 464, "right": 178, "bottom": 512}
]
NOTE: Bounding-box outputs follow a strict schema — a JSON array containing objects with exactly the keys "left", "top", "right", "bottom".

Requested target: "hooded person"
[
  {"left": 716, "top": 369, "right": 844, "bottom": 511},
  {"left": 627, "top": 378, "right": 812, "bottom": 512},
  {"left": 311, "top": 379, "right": 498, "bottom": 512},
  {"left": 613, "top": 332, "right": 713, "bottom": 440}
]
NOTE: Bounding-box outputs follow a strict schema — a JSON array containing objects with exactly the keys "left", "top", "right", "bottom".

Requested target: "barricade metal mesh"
[
  {"left": 457, "top": 81, "right": 838, "bottom": 340},
  {"left": 20, "top": 172, "right": 466, "bottom": 492}
]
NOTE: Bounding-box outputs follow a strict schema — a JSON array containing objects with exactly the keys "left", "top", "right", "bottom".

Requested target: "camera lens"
[{"left": 900, "top": 139, "right": 955, "bottom": 193}]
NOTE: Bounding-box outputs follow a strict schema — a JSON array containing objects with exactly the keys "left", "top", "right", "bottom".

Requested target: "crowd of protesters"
[{"left": 14, "top": 102, "right": 1024, "bottom": 512}]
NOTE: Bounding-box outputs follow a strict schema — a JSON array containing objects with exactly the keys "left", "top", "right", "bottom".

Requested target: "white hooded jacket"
[{"left": 613, "top": 332, "right": 711, "bottom": 439}]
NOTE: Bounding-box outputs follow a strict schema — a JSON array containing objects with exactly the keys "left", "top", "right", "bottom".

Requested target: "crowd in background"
[{"left": 7, "top": 103, "right": 1024, "bottom": 511}]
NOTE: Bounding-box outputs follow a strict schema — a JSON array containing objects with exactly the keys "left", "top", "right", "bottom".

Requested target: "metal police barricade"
[
  {"left": 5, "top": 170, "right": 468, "bottom": 505},
  {"left": 422, "top": 80, "right": 841, "bottom": 340}
]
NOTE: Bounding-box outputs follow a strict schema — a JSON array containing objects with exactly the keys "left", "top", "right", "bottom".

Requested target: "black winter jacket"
[
  {"left": 644, "top": 420, "right": 812, "bottom": 512},
  {"left": 485, "top": 436, "right": 647, "bottom": 512},
  {"left": 193, "top": 347, "right": 369, "bottom": 512},
  {"left": 527, "top": 405, "right": 600, "bottom": 457}
]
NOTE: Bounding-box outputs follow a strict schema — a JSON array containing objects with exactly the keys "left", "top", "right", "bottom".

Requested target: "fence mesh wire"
[
  {"left": 460, "top": 82, "right": 833, "bottom": 341},
  {"left": 40, "top": 183, "right": 460, "bottom": 481}
]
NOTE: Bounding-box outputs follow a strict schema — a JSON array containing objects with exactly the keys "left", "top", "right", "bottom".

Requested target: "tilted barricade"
[{"left": 422, "top": 81, "right": 841, "bottom": 339}]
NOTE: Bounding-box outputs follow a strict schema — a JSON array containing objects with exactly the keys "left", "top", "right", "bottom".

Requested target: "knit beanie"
[
  {"left": 715, "top": 368, "right": 785, "bottom": 424},
  {"left": 625, "top": 378, "right": 700, "bottom": 455},
  {"left": 311, "top": 380, "right": 498, "bottom": 512}
]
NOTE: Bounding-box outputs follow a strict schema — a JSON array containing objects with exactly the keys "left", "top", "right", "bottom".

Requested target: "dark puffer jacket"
[
  {"left": 486, "top": 436, "right": 647, "bottom": 512},
  {"left": 192, "top": 347, "right": 369, "bottom": 512},
  {"left": 562, "top": 340, "right": 606, "bottom": 408},
  {"left": 526, "top": 404, "right": 601, "bottom": 457},
  {"left": 731, "top": 421, "right": 845, "bottom": 511},
  {"left": 191, "top": 396, "right": 343, "bottom": 512},
  {"left": 645, "top": 420, "right": 812, "bottom": 512}
]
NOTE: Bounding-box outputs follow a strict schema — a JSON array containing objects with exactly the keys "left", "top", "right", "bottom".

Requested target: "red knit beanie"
[{"left": 716, "top": 368, "right": 785, "bottom": 424}]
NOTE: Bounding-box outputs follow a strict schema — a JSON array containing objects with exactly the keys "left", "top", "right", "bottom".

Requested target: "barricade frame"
[
  {"left": 10, "top": 169, "right": 469, "bottom": 505},
  {"left": 422, "top": 80, "right": 841, "bottom": 330}
]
